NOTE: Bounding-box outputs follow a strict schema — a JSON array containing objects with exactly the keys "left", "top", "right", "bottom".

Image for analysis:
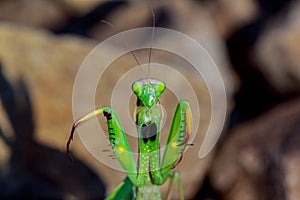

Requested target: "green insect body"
[{"left": 67, "top": 78, "right": 192, "bottom": 200}]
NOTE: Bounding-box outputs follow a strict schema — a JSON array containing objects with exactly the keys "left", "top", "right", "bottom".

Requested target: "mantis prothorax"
[{"left": 67, "top": 10, "right": 192, "bottom": 200}]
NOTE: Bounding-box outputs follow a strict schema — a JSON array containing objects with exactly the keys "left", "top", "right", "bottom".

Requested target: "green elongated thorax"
[
  {"left": 132, "top": 79, "right": 165, "bottom": 186},
  {"left": 135, "top": 101, "right": 162, "bottom": 186}
]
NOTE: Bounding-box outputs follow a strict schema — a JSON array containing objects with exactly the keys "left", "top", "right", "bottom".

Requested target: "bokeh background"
[{"left": 0, "top": 0, "right": 299, "bottom": 199}]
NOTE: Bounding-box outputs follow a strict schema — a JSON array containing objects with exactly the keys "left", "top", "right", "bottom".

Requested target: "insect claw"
[{"left": 66, "top": 124, "right": 77, "bottom": 162}]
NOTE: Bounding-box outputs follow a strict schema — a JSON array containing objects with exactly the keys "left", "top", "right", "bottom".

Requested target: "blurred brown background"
[{"left": 0, "top": 0, "right": 299, "bottom": 199}]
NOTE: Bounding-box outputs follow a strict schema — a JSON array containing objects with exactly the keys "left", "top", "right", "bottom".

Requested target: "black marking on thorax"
[{"left": 141, "top": 123, "right": 157, "bottom": 143}]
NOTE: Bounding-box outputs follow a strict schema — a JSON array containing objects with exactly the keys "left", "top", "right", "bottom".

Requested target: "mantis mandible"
[{"left": 66, "top": 11, "right": 192, "bottom": 200}]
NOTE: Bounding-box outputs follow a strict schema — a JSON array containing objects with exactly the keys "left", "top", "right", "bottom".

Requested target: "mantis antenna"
[
  {"left": 100, "top": 20, "right": 146, "bottom": 77},
  {"left": 147, "top": 8, "right": 155, "bottom": 78}
]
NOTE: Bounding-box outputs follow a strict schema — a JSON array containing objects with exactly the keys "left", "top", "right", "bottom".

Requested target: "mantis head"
[{"left": 132, "top": 78, "right": 166, "bottom": 108}]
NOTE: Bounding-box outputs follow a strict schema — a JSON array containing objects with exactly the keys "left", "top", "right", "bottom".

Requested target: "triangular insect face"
[{"left": 132, "top": 78, "right": 166, "bottom": 108}]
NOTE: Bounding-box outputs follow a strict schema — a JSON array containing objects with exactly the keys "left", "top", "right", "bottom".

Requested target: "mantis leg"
[
  {"left": 159, "top": 100, "right": 192, "bottom": 183},
  {"left": 106, "top": 177, "right": 135, "bottom": 200},
  {"left": 66, "top": 106, "right": 137, "bottom": 184},
  {"left": 166, "top": 171, "right": 184, "bottom": 200}
]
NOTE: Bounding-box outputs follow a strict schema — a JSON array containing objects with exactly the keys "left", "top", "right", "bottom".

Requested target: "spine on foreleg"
[{"left": 102, "top": 107, "right": 138, "bottom": 184}]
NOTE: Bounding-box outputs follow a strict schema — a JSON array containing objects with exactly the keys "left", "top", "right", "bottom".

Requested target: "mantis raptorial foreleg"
[
  {"left": 67, "top": 106, "right": 138, "bottom": 184},
  {"left": 149, "top": 100, "right": 192, "bottom": 185}
]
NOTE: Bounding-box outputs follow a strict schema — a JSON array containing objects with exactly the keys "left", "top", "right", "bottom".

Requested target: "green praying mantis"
[{"left": 66, "top": 12, "right": 193, "bottom": 200}]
